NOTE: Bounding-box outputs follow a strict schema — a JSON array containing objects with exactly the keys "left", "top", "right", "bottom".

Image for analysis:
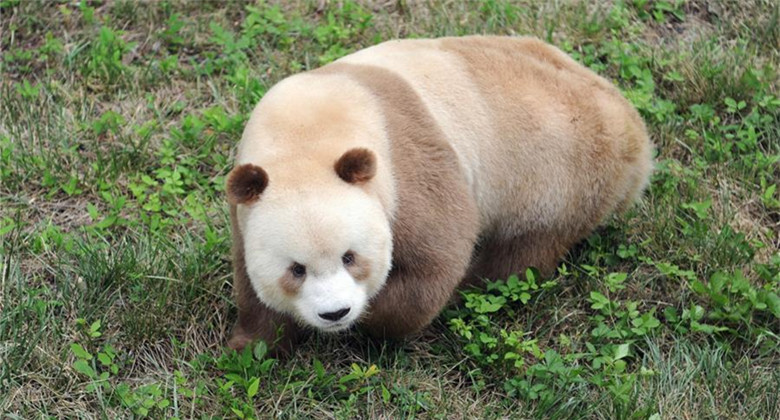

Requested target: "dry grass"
[{"left": 1, "top": 0, "right": 778, "bottom": 419}]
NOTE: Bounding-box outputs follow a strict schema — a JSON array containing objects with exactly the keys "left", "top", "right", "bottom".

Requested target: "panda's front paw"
[
  {"left": 227, "top": 321, "right": 304, "bottom": 358},
  {"left": 227, "top": 330, "right": 255, "bottom": 352}
]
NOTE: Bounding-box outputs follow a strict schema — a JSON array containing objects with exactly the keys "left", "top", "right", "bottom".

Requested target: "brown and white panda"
[{"left": 225, "top": 36, "right": 654, "bottom": 352}]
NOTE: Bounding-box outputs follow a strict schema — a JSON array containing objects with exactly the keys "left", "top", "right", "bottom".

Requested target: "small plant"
[
  {"left": 69, "top": 319, "right": 177, "bottom": 417},
  {"left": 336, "top": 363, "right": 381, "bottom": 394},
  {"left": 448, "top": 270, "right": 557, "bottom": 369},
  {"left": 691, "top": 270, "right": 779, "bottom": 328},
  {"left": 215, "top": 341, "right": 276, "bottom": 419},
  {"left": 75, "top": 25, "right": 135, "bottom": 85},
  {"left": 14, "top": 79, "right": 40, "bottom": 99},
  {"left": 632, "top": 0, "right": 685, "bottom": 23},
  {"left": 160, "top": 13, "right": 186, "bottom": 49}
]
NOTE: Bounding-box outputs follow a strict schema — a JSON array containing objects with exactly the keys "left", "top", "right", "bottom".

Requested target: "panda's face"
[
  {"left": 228, "top": 148, "right": 392, "bottom": 332},
  {"left": 240, "top": 186, "right": 392, "bottom": 332}
]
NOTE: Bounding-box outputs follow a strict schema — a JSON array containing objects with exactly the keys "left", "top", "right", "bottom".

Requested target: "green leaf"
[
  {"left": 525, "top": 268, "right": 535, "bottom": 283},
  {"left": 681, "top": 199, "right": 711, "bottom": 220},
  {"left": 691, "top": 305, "right": 706, "bottom": 321},
  {"left": 519, "top": 292, "right": 532, "bottom": 304},
  {"left": 231, "top": 407, "right": 245, "bottom": 419},
  {"left": 72, "top": 359, "right": 96, "bottom": 378},
  {"left": 691, "top": 280, "right": 708, "bottom": 295},
  {"left": 225, "top": 373, "right": 243, "bottom": 384},
  {"left": 103, "top": 344, "right": 116, "bottom": 359},
  {"left": 97, "top": 353, "right": 112, "bottom": 366},
  {"left": 253, "top": 340, "right": 268, "bottom": 361},
  {"left": 730, "top": 272, "right": 750, "bottom": 293},
  {"left": 764, "top": 292, "right": 780, "bottom": 317},
  {"left": 709, "top": 272, "right": 727, "bottom": 294},
  {"left": 220, "top": 380, "right": 235, "bottom": 392},
  {"left": 0, "top": 220, "right": 15, "bottom": 236},
  {"left": 605, "top": 272, "right": 628, "bottom": 292},
  {"left": 339, "top": 373, "right": 360, "bottom": 384},
  {"left": 247, "top": 377, "right": 260, "bottom": 398},
  {"left": 70, "top": 343, "right": 93, "bottom": 360},
  {"left": 644, "top": 315, "right": 660, "bottom": 329},
  {"left": 93, "top": 215, "right": 117, "bottom": 229},
  {"left": 589, "top": 291, "right": 610, "bottom": 310},
  {"left": 89, "top": 320, "right": 102, "bottom": 337},
  {"left": 259, "top": 358, "right": 275, "bottom": 373},
  {"left": 381, "top": 384, "right": 391, "bottom": 403},
  {"left": 313, "top": 358, "right": 325, "bottom": 379},
  {"left": 478, "top": 301, "right": 504, "bottom": 313},
  {"left": 614, "top": 343, "right": 630, "bottom": 360},
  {"left": 691, "top": 321, "right": 728, "bottom": 334},
  {"left": 86, "top": 203, "right": 99, "bottom": 221},
  {"left": 364, "top": 364, "right": 380, "bottom": 378},
  {"left": 763, "top": 183, "right": 777, "bottom": 201},
  {"left": 663, "top": 307, "right": 679, "bottom": 323}
]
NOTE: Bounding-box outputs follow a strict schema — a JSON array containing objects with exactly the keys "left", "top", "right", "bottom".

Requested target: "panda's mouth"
[{"left": 318, "top": 320, "right": 354, "bottom": 333}]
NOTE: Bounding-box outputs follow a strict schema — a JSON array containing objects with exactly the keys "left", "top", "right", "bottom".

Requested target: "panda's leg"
[
  {"left": 229, "top": 292, "right": 302, "bottom": 354},
  {"left": 229, "top": 276, "right": 302, "bottom": 354},
  {"left": 465, "top": 230, "right": 572, "bottom": 286},
  {"left": 360, "top": 205, "right": 480, "bottom": 339},
  {"left": 361, "top": 250, "right": 475, "bottom": 339},
  {"left": 227, "top": 205, "right": 303, "bottom": 354}
]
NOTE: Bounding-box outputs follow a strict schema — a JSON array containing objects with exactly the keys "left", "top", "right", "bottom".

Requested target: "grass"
[{"left": 1, "top": 0, "right": 778, "bottom": 418}]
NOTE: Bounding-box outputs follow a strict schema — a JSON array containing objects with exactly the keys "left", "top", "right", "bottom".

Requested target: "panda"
[{"left": 225, "top": 36, "right": 654, "bottom": 352}]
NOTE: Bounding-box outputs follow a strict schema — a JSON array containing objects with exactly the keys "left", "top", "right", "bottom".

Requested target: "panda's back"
[{"left": 332, "top": 36, "right": 652, "bottom": 234}]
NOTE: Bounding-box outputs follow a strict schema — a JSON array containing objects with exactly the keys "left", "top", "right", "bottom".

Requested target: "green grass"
[{"left": 1, "top": 0, "right": 778, "bottom": 418}]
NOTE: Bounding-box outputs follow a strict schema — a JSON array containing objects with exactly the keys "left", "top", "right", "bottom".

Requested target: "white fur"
[
  {"left": 239, "top": 184, "right": 392, "bottom": 330},
  {"left": 237, "top": 73, "right": 398, "bottom": 220},
  {"left": 296, "top": 269, "right": 367, "bottom": 331}
]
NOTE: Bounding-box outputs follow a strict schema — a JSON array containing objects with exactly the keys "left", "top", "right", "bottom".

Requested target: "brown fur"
[
  {"left": 346, "top": 253, "right": 372, "bottom": 283},
  {"left": 438, "top": 36, "right": 651, "bottom": 280},
  {"left": 278, "top": 269, "right": 303, "bottom": 296},
  {"left": 334, "top": 148, "right": 377, "bottom": 184},
  {"left": 226, "top": 164, "right": 268, "bottom": 205}
]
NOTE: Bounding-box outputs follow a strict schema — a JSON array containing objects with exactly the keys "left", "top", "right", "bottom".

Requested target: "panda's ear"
[
  {"left": 226, "top": 163, "right": 268, "bottom": 204},
  {"left": 334, "top": 148, "right": 376, "bottom": 184}
]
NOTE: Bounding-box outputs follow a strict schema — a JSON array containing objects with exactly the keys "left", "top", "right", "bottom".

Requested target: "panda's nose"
[{"left": 319, "top": 307, "right": 350, "bottom": 322}]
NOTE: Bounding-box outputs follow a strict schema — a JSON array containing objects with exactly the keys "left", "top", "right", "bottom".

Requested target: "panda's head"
[{"left": 226, "top": 148, "right": 392, "bottom": 332}]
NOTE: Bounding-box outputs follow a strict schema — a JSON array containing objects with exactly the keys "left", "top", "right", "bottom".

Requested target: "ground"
[{"left": 0, "top": 0, "right": 778, "bottom": 419}]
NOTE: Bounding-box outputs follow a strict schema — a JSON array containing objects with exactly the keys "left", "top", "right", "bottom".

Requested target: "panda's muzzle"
[{"left": 319, "top": 307, "right": 351, "bottom": 322}]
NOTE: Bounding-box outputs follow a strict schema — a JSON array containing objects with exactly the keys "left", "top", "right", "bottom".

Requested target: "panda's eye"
[
  {"left": 291, "top": 263, "right": 306, "bottom": 278},
  {"left": 341, "top": 252, "right": 355, "bottom": 266}
]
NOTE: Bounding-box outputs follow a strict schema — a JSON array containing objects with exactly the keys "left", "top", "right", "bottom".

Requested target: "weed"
[{"left": 1, "top": 0, "right": 778, "bottom": 418}]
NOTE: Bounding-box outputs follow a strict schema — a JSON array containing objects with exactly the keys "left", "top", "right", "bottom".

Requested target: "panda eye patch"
[
  {"left": 341, "top": 252, "right": 355, "bottom": 266},
  {"left": 291, "top": 263, "right": 306, "bottom": 278}
]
